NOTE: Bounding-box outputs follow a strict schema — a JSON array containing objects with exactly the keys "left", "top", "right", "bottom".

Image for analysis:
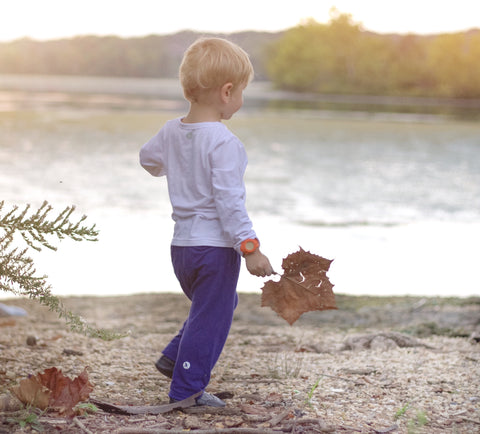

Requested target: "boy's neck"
[{"left": 182, "top": 102, "right": 222, "bottom": 123}]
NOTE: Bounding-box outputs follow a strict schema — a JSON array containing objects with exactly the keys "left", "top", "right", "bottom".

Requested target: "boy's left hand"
[{"left": 245, "top": 250, "right": 274, "bottom": 277}]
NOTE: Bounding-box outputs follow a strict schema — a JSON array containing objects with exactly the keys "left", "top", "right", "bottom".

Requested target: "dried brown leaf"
[
  {"left": 261, "top": 247, "right": 336, "bottom": 325},
  {"left": 10, "top": 367, "right": 93, "bottom": 417},
  {"left": 41, "top": 367, "right": 93, "bottom": 415},
  {"left": 11, "top": 375, "right": 50, "bottom": 410}
]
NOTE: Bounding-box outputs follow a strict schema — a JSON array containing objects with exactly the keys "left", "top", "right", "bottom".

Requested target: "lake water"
[{"left": 1, "top": 76, "right": 479, "bottom": 298}]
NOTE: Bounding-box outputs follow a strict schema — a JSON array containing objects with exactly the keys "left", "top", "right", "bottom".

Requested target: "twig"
[
  {"left": 90, "top": 392, "right": 201, "bottom": 415},
  {"left": 339, "top": 425, "right": 363, "bottom": 432},
  {"left": 183, "top": 407, "right": 242, "bottom": 416},
  {"left": 461, "top": 416, "right": 480, "bottom": 425},
  {"left": 73, "top": 417, "right": 94, "bottom": 434},
  {"left": 283, "top": 418, "right": 335, "bottom": 432},
  {"left": 269, "top": 408, "right": 291, "bottom": 427}
]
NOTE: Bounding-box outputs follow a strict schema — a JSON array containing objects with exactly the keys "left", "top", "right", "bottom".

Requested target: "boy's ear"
[{"left": 220, "top": 82, "right": 234, "bottom": 102}]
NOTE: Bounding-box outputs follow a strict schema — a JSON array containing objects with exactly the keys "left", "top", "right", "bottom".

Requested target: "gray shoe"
[
  {"left": 196, "top": 392, "right": 226, "bottom": 407},
  {"left": 169, "top": 392, "right": 226, "bottom": 407}
]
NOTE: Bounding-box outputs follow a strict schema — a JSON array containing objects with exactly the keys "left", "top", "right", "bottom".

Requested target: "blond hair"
[{"left": 180, "top": 37, "right": 254, "bottom": 102}]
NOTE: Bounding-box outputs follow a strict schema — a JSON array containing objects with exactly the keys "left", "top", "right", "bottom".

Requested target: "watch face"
[{"left": 242, "top": 238, "right": 259, "bottom": 254}]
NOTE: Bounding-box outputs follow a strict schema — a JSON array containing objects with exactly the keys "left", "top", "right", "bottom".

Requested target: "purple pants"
[{"left": 162, "top": 246, "right": 241, "bottom": 401}]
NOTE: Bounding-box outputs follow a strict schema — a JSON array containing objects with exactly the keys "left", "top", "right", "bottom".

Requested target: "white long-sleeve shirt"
[{"left": 139, "top": 118, "right": 257, "bottom": 254}]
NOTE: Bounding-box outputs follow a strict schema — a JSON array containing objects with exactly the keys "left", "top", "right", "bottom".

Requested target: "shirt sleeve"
[
  {"left": 139, "top": 131, "right": 166, "bottom": 177},
  {"left": 210, "top": 136, "right": 257, "bottom": 253}
]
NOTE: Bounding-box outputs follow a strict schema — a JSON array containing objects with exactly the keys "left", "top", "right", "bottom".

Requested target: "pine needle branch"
[
  {"left": 0, "top": 200, "right": 123, "bottom": 340},
  {"left": 0, "top": 200, "right": 99, "bottom": 252}
]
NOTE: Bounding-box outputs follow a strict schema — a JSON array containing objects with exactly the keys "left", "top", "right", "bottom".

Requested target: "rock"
[
  {"left": 370, "top": 336, "right": 398, "bottom": 351},
  {"left": 340, "top": 331, "right": 434, "bottom": 351},
  {"left": 0, "top": 393, "right": 23, "bottom": 412},
  {"left": 469, "top": 330, "right": 480, "bottom": 344},
  {"left": 0, "top": 303, "right": 27, "bottom": 317},
  {"left": 26, "top": 335, "right": 38, "bottom": 346}
]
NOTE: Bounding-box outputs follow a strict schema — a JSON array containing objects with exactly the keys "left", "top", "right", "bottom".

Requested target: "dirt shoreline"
[{"left": 1, "top": 292, "right": 479, "bottom": 433}]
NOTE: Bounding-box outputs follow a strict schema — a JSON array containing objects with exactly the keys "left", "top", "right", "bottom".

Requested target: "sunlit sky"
[{"left": 1, "top": 0, "right": 479, "bottom": 42}]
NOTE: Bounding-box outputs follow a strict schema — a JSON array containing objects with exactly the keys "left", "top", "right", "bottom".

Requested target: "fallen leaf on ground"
[
  {"left": 11, "top": 367, "right": 93, "bottom": 417},
  {"left": 10, "top": 374, "right": 50, "bottom": 410},
  {"left": 261, "top": 247, "right": 336, "bottom": 325}
]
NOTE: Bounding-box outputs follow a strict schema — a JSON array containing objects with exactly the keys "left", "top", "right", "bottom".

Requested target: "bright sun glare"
[{"left": 1, "top": 0, "right": 479, "bottom": 42}]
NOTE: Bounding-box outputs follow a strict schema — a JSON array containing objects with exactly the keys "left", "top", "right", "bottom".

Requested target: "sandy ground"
[{"left": 1, "top": 292, "right": 479, "bottom": 433}]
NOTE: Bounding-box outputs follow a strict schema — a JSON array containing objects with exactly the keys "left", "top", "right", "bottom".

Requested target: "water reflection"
[
  {"left": 1, "top": 74, "right": 479, "bottom": 120},
  {"left": 1, "top": 75, "right": 479, "bottom": 298}
]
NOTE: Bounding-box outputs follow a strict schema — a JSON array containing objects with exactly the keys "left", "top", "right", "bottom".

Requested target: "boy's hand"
[{"left": 245, "top": 250, "right": 274, "bottom": 277}]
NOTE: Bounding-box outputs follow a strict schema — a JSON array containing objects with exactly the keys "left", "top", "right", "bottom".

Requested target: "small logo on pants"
[{"left": 183, "top": 361, "right": 191, "bottom": 370}]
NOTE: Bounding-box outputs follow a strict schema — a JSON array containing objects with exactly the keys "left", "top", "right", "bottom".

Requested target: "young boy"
[{"left": 139, "top": 37, "right": 274, "bottom": 407}]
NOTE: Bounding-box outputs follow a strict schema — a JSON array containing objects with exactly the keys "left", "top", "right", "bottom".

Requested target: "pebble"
[{"left": 26, "top": 335, "right": 38, "bottom": 346}]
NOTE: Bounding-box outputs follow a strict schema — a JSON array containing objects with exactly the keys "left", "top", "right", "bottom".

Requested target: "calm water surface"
[{"left": 1, "top": 77, "right": 479, "bottom": 298}]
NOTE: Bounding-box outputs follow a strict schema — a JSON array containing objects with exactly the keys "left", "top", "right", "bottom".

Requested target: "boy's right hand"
[{"left": 245, "top": 250, "right": 274, "bottom": 277}]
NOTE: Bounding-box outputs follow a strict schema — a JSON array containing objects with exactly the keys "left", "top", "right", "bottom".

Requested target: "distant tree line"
[
  {"left": 0, "top": 13, "right": 479, "bottom": 99},
  {"left": 267, "top": 12, "right": 480, "bottom": 99},
  {"left": 0, "top": 31, "right": 279, "bottom": 81}
]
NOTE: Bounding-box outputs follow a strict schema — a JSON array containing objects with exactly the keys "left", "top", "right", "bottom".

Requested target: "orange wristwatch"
[{"left": 240, "top": 238, "right": 260, "bottom": 256}]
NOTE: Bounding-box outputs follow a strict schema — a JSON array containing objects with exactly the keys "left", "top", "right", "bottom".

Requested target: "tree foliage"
[
  {"left": 0, "top": 201, "right": 121, "bottom": 340},
  {"left": 266, "top": 11, "right": 480, "bottom": 98},
  {"left": 0, "top": 31, "right": 278, "bottom": 80}
]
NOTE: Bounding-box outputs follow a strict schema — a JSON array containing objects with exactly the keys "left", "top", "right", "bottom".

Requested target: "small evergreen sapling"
[{"left": 0, "top": 200, "right": 121, "bottom": 340}]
